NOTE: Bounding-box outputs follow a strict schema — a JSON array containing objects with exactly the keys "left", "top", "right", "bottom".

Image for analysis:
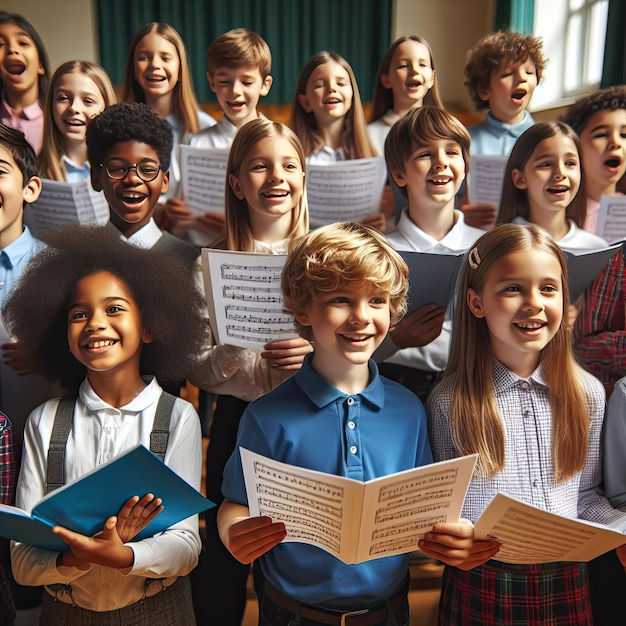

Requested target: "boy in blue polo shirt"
[{"left": 218, "top": 222, "right": 489, "bottom": 626}]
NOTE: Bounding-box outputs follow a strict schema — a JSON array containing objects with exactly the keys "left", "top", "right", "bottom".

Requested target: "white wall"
[
  {"left": 1, "top": 0, "right": 98, "bottom": 70},
  {"left": 393, "top": 0, "right": 495, "bottom": 112}
]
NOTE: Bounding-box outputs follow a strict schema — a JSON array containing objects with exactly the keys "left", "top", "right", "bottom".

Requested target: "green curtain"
[
  {"left": 493, "top": 0, "right": 534, "bottom": 33},
  {"left": 601, "top": 0, "right": 626, "bottom": 87},
  {"left": 96, "top": 0, "right": 392, "bottom": 104}
]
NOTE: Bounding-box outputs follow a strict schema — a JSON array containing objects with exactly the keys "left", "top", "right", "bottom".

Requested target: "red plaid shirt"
[
  {"left": 0, "top": 412, "right": 17, "bottom": 506},
  {"left": 574, "top": 246, "right": 626, "bottom": 395}
]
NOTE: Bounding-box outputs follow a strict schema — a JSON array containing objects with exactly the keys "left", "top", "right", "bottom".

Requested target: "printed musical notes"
[
  {"left": 202, "top": 249, "right": 299, "bottom": 349},
  {"left": 306, "top": 157, "right": 387, "bottom": 228},
  {"left": 180, "top": 145, "right": 229, "bottom": 215},
  {"left": 468, "top": 154, "right": 509, "bottom": 208},
  {"left": 241, "top": 447, "right": 477, "bottom": 564},
  {"left": 26, "top": 179, "right": 109, "bottom": 238},
  {"left": 474, "top": 493, "right": 626, "bottom": 564},
  {"left": 595, "top": 195, "right": 626, "bottom": 244}
]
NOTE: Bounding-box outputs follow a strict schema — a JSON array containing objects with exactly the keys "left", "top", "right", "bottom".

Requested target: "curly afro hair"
[
  {"left": 560, "top": 85, "right": 626, "bottom": 135},
  {"left": 4, "top": 225, "right": 209, "bottom": 390},
  {"left": 86, "top": 101, "right": 173, "bottom": 171}
]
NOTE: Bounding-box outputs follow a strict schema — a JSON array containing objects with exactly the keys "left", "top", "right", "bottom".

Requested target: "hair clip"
[{"left": 468, "top": 247, "right": 481, "bottom": 270}]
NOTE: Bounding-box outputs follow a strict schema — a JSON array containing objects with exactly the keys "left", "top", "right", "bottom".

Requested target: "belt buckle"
[{"left": 340, "top": 609, "right": 368, "bottom": 625}]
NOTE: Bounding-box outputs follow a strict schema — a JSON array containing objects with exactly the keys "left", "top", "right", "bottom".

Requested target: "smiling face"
[
  {"left": 0, "top": 21, "right": 45, "bottom": 104},
  {"left": 578, "top": 108, "right": 626, "bottom": 199},
  {"left": 228, "top": 134, "right": 304, "bottom": 238},
  {"left": 512, "top": 133, "right": 581, "bottom": 222},
  {"left": 208, "top": 64, "right": 272, "bottom": 128},
  {"left": 294, "top": 282, "right": 391, "bottom": 380},
  {"left": 381, "top": 39, "right": 434, "bottom": 114},
  {"left": 299, "top": 60, "right": 353, "bottom": 126},
  {"left": 391, "top": 138, "right": 466, "bottom": 216},
  {"left": 480, "top": 57, "right": 538, "bottom": 125},
  {"left": 52, "top": 71, "right": 106, "bottom": 148},
  {"left": 0, "top": 143, "right": 41, "bottom": 247},
  {"left": 67, "top": 271, "right": 151, "bottom": 381},
  {"left": 133, "top": 30, "right": 180, "bottom": 103},
  {"left": 91, "top": 140, "right": 169, "bottom": 237},
  {"left": 467, "top": 247, "right": 563, "bottom": 378}
]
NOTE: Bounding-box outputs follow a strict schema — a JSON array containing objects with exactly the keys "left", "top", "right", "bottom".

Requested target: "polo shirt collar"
[
  {"left": 1, "top": 226, "right": 38, "bottom": 269},
  {"left": 0, "top": 97, "right": 42, "bottom": 120},
  {"left": 79, "top": 375, "right": 160, "bottom": 412},
  {"left": 295, "top": 353, "right": 385, "bottom": 410},
  {"left": 483, "top": 110, "right": 532, "bottom": 139}
]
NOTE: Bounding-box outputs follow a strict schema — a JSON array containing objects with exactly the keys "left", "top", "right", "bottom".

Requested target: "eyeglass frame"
[{"left": 99, "top": 158, "right": 164, "bottom": 183}]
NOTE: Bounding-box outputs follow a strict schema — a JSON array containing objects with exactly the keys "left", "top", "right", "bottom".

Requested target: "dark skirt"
[
  {"left": 438, "top": 561, "right": 592, "bottom": 626},
  {"left": 40, "top": 575, "right": 195, "bottom": 626}
]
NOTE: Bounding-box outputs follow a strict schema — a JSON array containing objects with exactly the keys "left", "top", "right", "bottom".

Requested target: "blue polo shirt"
[
  {"left": 222, "top": 353, "right": 432, "bottom": 609},
  {"left": 469, "top": 110, "right": 535, "bottom": 156}
]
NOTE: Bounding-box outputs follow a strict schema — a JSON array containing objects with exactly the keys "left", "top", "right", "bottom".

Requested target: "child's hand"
[
  {"left": 197, "top": 211, "right": 226, "bottom": 235},
  {"left": 390, "top": 304, "right": 446, "bottom": 349},
  {"left": 261, "top": 338, "right": 313, "bottom": 371},
  {"left": 461, "top": 203, "right": 498, "bottom": 230},
  {"left": 2, "top": 342, "right": 43, "bottom": 375},
  {"left": 360, "top": 212, "right": 387, "bottom": 233},
  {"left": 53, "top": 516, "right": 135, "bottom": 569},
  {"left": 164, "top": 197, "right": 195, "bottom": 228},
  {"left": 418, "top": 520, "right": 500, "bottom": 570},
  {"left": 379, "top": 185, "right": 396, "bottom": 221},
  {"left": 225, "top": 515, "right": 287, "bottom": 564},
  {"left": 115, "top": 494, "right": 163, "bottom": 543}
]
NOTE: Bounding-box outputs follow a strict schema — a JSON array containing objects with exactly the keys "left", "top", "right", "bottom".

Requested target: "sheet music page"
[
  {"left": 28, "top": 180, "right": 108, "bottom": 237},
  {"left": 241, "top": 447, "right": 477, "bottom": 564},
  {"left": 474, "top": 493, "right": 626, "bottom": 564},
  {"left": 201, "top": 249, "right": 299, "bottom": 350},
  {"left": 180, "top": 145, "right": 229, "bottom": 215},
  {"left": 306, "top": 157, "right": 387, "bottom": 228},
  {"left": 468, "top": 155, "right": 509, "bottom": 207},
  {"left": 595, "top": 195, "right": 626, "bottom": 243}
]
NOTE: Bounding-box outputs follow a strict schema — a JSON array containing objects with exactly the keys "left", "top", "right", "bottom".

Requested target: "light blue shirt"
[
  {"left": 469, "top": 110, "right": 535, "bottom": 157},
  {"left": 223, "top": 353, "right": 432, "bottom": 608}
]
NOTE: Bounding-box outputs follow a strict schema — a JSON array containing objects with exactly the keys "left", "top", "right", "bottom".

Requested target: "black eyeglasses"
[{"left": 100, "top": 158, "right": 163, "bottom": 182}]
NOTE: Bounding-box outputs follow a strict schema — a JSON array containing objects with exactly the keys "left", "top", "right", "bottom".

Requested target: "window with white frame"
[{"left": 531, "top": 0, "right": 609, "bottom": 111}]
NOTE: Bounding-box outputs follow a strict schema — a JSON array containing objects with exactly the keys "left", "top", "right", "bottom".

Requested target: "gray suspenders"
[{"left": 45, "top": 391, "right": 177, "bottom": 494}]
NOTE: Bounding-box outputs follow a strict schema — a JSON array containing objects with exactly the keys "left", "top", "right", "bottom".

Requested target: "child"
[
  {"left": 218, "top": 221, "right": 479, "bottom": 626},
  {"left": 0, "top": 11, "right": 49, "bottom": 155},
  {"left": 5, "top": 225, "right": 208, "bottom": 624},
  {"left": 461, "top": 31, "right": 545, "bottom": 230},
  {"left": 292, "top": 51, "right": 386, "bottom": 231},
  {"left": 378, "top": 105, "right": 484, "bottom": 402},
  {"left": 560, "top": 85, "right": 626, "bottom": 233},
  {"left": 39, "top": 60, "right": 116, "bottom": 182},
  {"left": 368, "top": 35, "right": 443, "bottom": 156},
  {"left": 427, "top": 223, "right": 626, "bottom": 625},
  {"left": 164, "top": 28, "right": 273, "bottom": 244},
  {"left": 497, "top": 121, "right": 607, "bottom": 250},
  {"left": 122, "top": 22, "right": 216, "bottom": 199},
  {"left": 0, "top": 123, "right": 60, "bottom": 446},
  {"left": 189, "top": 117, "right": 312, "bottom": 626}
]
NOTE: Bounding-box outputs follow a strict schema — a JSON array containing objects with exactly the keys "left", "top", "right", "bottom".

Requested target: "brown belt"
[{"left": 263, "top": 579, "right": 407, "bottom": 626}]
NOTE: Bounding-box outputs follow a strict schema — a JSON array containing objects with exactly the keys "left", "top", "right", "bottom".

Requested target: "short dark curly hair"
[
  {"left": 0, "top": 124, "right": 38, "bottom": 185},
  {"left": 464, "top": 31, "right": 546, "bottom": 110},
  {"left": 4, "top": 225, "right": 208, "bottom": 390},
  {"left": 560, "top": 86, "right": 626, "bottom": 135},
  {"left": 86, "top": 102, "right": 173, "bottom": 171}
]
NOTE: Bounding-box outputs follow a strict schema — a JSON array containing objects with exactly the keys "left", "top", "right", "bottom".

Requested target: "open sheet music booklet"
[
  {"left": 241, "top": 448, "right": 478, "bottom": 564},
  {"left": 0, "top": 445, "right": 214, "bottom": 551}
]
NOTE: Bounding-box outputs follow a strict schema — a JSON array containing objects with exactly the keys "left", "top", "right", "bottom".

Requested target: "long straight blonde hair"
[{"left": 445, "top": 223, "right": 590, "bottom": 481}]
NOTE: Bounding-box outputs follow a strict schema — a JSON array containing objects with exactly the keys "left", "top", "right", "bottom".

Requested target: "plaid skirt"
[
  {"left": 39, "top": 575, "right": 195, "bottom": 626},
  {"left": 438, "top": 561, "right": 592, "bottom": 626}
]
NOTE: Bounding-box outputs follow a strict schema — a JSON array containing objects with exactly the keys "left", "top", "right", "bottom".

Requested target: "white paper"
[
  {"left": 468, "top": 154, "right": 509, "bottom": 207},
  {"left": 180, "top": 145, "right": 229, "bottom": 215},
  {"left": 474, "top": 493, "right": 626, "bottom": 564},
  {"left": 241, "top": 447, "right": 478, "bottom": 564},
  {"left": 27, "top": 179, "right": 109, "bottom": 238},
  {"left": 201, "top": 249, "right": 299, "bottom": 350},
  {"left": 306, "top": 157, "right": 387, "bottom": 228},
  {"left": 595, "top": 195, "right": 626, "bottom": 244}
]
